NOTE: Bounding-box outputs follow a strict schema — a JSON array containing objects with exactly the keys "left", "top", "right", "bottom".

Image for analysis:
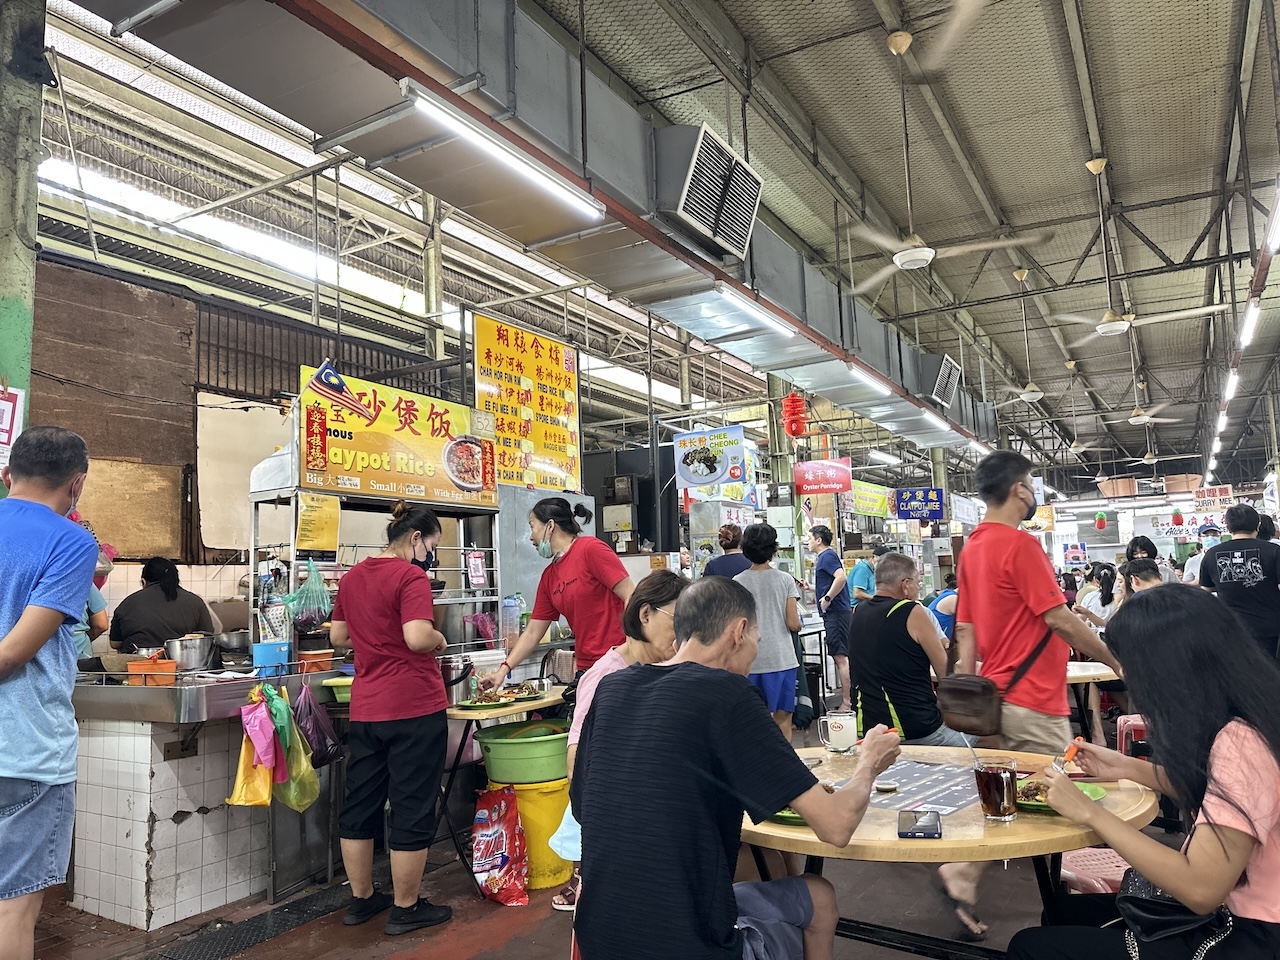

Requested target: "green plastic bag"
[
  {"left": 256, "top": 682, "right": 292, "bottom": 751},
  {"left": 272, "top": 707, "right": 320, "bottom": 813}
]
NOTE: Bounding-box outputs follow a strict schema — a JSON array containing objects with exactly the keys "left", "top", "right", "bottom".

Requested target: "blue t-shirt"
[
  {"left": 814, "top": 548, "right": 851, "bottom": 612},
  {"left": 702, "top": 552, "right": 753, "bottom": 579},
  {"left": 72, "top": 584, "right": 108, "bottom": 660},
  {"left": 928, "top": 588, "right": 958, "bottom": 641},
  {"left": 0, "top": 499, "right": 99, "bottom": 783},
  {"left": 848, "top": 560, "right": 876, "bottom": 606}
]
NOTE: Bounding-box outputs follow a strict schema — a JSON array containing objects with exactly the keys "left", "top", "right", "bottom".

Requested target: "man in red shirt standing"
[{"left": 938, "top": 450, "right": 1121, "bottom": 938}]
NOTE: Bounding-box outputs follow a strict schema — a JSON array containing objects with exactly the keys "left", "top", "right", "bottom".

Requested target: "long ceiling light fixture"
[
  {"left": 1224, "top": 369, "right": 1240, "bottom": 401},
  {"left": 847, "top": 361, "right": 893, "bottom": 396},
  {"left": 1218, "top": 411, "right": 1229, "bottom": 433},
  {"left": 922, "top": 410, "right": 949, "bottom": 432},
  {"left": 398, "top": 78, "right": 606, "bottom": 221},
  {"left": 714, "top": 282, "right": 796, "bottom": 338},
  {"left": 869, "top": 450, "right": 903, "bottom": 465},
  {"left": 1240, "top": 300, "right": 1260, "bottom": 348}
]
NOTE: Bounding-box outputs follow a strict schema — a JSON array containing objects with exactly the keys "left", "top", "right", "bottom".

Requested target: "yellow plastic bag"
[
  {"left": 227, "top": 734, "right": 272, "bottom": 806},
  {"left": 272, "top": 708, "right": 321, "bottom": 813}
]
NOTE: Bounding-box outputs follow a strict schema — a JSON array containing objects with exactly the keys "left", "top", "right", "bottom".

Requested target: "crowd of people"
[{"left": 3, "top": 426, "right": 1280, "bottom": 960}]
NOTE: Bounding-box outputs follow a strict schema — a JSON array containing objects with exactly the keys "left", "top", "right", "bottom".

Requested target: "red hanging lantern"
[
  {"left": 781, "top": 391, "right": 808, "bottom": 438},
  {"left": 1172, "top": 508, "right": 1184, "bottom": 526},
  {"left": 1094, "top": 511, "right": 1107, "bottom": 531}
]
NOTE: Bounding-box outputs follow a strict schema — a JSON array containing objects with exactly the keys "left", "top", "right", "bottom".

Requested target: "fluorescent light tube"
[
  {"left": 1044, "top": 485, "right": 1058, "bottom": 496},
  {"left": 1268, "top": 217, "right": 1280, "bottom": 253},
  {"left": 715, "top": 283, "right": 795, "bottom": 338},
  {"left": 1203, "top": 472, "right": 1213, "bottom": 486},
  {"left": 1212, "top": 437, "right": 1222, "bottom": 453},
  {"left": 868, "top": 450, "right": 902, "bottom": 465},
  {"left": 847, "top": 362, "right": 892, "bottom": 396},
  {"left": 399, "top": 78, "right": 606, "bottom": 221},
  {"left": 1218, "top": 411, "right": 1229, "bottom": 432},
  {"left": 922, "top": 410, "right": 949, "bottom": 432},
  {"left": 969, "top": 440, "right": 992, "bottom": 457},
  {"left": 1225, "top": 370, "right": 1239, "bottom": 401},
  {"left": 1241, "top": 301, "right": 1260, "bottom": 348}
]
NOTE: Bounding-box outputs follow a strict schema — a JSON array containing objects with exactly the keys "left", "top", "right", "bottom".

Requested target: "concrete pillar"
[
  {"left": 930, "top": 447, "right": 949, "bottom": 522},
  {"left": 678, "top": 330, "right": 692, "bottom": 407},
  {"left": 422, "top": 192, "right": 446, "bottom": 359},
  {"left": 0, "top": 0, "right": 47, "bottom": 436},
  {"left": 766, "top": 374, "right": 793, "bottom": 485}
]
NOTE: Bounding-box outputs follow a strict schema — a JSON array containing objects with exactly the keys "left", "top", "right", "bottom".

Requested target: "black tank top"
[{"left": 849, "top": 595, "right": 943, "bottom": 740}]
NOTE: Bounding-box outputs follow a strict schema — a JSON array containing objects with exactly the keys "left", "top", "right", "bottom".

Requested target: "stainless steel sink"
[{"left": 73, "top": 671, "right": 340, "bottom": 723}]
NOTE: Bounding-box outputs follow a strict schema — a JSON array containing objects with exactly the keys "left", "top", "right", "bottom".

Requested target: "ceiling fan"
[
  {"left": 995, "top": 269, "right": 1045, "bottom": 407},
  {"left": 850, "top": 31, "right": 1053, "bottom": 295},
  {"left": 1103, "top": 332, "right": 1183, "bottom": 426},
  {"left": 913, "top": 0, "right": 990, "bottom": 74}
]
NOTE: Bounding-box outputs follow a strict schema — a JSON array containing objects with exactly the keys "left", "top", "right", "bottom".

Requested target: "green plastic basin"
[{"left": 473, "top": 718, "right": 569, "bottom": 784}]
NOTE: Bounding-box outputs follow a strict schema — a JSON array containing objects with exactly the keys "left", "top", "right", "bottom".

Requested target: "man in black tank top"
[{"left": 849, "top": 552, "right": 972, "bottom": 746}]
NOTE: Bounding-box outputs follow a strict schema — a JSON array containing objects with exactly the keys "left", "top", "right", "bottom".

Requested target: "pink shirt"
[
  {"left": 568, "top": 647, "right": 628, "bottom": 747},
  {"left": 1197, "top": 720, "right": 1280, "bottom": 922}
]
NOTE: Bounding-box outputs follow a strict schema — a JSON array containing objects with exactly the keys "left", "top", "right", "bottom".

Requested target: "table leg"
[
  {"left": 804, "top": 855, "right": 824, "bottom": 876},
  {"left": 749, "top": 845, "right": 773, "bottom": 882},
  {"left": 1069, "top": 684, "right": 1091, "bottom": 740},
  {"left": 438, "top": 718, "right": 486, "bottom": 897},
  {"left": 1031, "top": 853, "right": 1064, "bottom": 925}
]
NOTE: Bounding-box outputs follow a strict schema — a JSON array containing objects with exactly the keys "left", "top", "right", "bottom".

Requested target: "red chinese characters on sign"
[
  {"left": 794, "top": 457, "right": 852, "bottom": 495},
  {"left": 304, "top": 405, "right": 328, "bottom": 470},
  {"left": 393, "top": 396, "right": 421, "bottom": 435},
  {"left": 425, "top": 403, "right": 454, "bottom": 440}
]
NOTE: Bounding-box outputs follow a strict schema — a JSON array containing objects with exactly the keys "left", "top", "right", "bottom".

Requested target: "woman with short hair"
[{"left": 1007, "top": 586, "right": 1280, "bottom": 959}]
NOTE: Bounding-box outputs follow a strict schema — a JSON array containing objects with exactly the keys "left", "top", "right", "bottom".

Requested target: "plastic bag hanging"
[
  {"left": 293, "top": 682, "right": 341, "bottom": 767},
  {"left": 284, "top": 558, "right": 333, "bottom": 633},
  {"left": 272, "top": 700, "right": 321, "bottom": 813}
]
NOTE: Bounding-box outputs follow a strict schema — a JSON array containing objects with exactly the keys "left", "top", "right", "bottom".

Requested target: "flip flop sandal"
[
  {"left": 931, "top": 879, "right": 988, "bottom": 942},
  {"left": 552, "top": 870, "right": 581, "bottom": 912}
]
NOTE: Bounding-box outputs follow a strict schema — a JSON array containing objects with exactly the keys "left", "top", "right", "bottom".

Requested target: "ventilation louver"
[
  {"left": 917, "top": 353, "right": 962, "bottom": 408},
  {"left": 655, "top": 124, "right": 762, "bottom": 260}
]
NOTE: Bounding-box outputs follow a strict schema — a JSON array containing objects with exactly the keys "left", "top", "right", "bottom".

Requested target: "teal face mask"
[{"left": 537, "top": 525, "right": 555, "bottom": 559}]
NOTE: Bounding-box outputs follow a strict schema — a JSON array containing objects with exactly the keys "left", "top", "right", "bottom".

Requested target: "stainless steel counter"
[{"left": 72, "top": 671, "right": 340, "bottom": 723}]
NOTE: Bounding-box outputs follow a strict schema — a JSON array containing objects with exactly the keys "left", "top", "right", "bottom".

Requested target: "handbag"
[
  {"left": 1115, "top": 867, "right": 1233, "bottom": 959},
  {"left": 935, "top": 629, "right": 1053, "bottom": 737}
]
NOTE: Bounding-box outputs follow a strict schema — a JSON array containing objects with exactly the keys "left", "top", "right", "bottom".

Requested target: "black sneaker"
[
  {"left": 384, "top": 898, "right": 453, "bottom": 936},
  {"left": 343, "top": 889, "right": 393, "bottom": 926}
]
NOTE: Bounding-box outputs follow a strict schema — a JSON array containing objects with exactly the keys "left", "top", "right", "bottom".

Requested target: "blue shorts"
[
  {"left": 749, "top": 668, "right": 797, "bottom": 713},
  {"left": 0, "top": 779, "right": 75, "bottom": 899},
  {"left": 822, "top": 611, "right": 851, "bottom": 658},
  {"left": 735, "top": 876, "right": 813, "bottom": 960}
]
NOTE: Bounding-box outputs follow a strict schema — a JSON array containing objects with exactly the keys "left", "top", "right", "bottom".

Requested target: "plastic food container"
[
  {"left": 252, "top": 640, "right": 290, "bottom": 678},
  {"left": 298, "top": 649, "right": 336, "bottom": 674},
  {"left": 321, "top": 676, "right": 353, "bottom": 702},
  {"left": 474, "top": 718, "right": 569, "bottom": 784},
  {"left": 127, "top": 657, "right": 177, "bottom": 686}
]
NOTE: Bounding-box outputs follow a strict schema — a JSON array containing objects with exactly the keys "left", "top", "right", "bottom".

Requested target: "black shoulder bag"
[
  {"left": 935, "top": 629, "right": 1053, "bottom": 738},
  {"left": 1115, "top": 867, "right": 1233, "bottom": 959}
]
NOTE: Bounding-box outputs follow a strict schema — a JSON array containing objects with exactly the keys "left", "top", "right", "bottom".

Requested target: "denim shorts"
[
  {"left": 0, "top": 779, "right": 75, "bottom": 899},
  {"left": 735, "top": 876, "right": 813, "bottom": 960}
]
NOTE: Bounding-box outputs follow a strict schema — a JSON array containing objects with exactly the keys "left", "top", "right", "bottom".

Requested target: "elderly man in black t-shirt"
[{"left": 571, "top": 577, "right": 901, "bottom": 960}]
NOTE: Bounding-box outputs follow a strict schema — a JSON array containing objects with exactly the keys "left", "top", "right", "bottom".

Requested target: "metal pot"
[
  {"left": 211, "top": 630, "right": 251, "bottom": 652},
  {"left": 133, "top": 646, "right": 164, "bottom": 659},
  {"left": 165, "top": 635, "right": 216, "bottom": 671},
  {"left": 440, "top": 654, "right": 474, "bottom": 706}
]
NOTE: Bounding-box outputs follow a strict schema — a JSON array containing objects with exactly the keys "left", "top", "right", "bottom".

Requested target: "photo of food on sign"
[
  {"left": 298, "top": 363, "right": 497, "bottom": 507},
  {"left": 673, "top": 425, "right": 746, "bottom": 489}
]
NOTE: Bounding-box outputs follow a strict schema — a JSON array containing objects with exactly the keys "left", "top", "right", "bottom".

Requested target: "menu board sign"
[
  {"left": 1194, "top": 484, "right": 1235, "bottom": 511},
  {"left": 673, "top": 425, "right": 748, "bottom": 489},
  {"left": 298, "top": 363, "right": 496, "bottom": 507},
  {"left": 473, "top": 313, "right": 581, "bottom": 491},
  {"left": 295, "top": 492, "right": 340, "bottom": 561},
  {"left": 795, "top": 457, "right": 852, "bottom": 495}
]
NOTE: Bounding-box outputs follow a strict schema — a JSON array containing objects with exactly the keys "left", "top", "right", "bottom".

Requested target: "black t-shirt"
[
  {"left": 109, "top": 583, "right": 213, "bottom": 653},
  {"left": 571, "top": 662, "right": 817, "bottom": 960},
  {"left": 850, "top": 595, "right": 943, "bottom": 740},
  {"left": 1200, "top": 538, "right": 1280, "bottom": 641},
  {"left": 702, "top": 552, "right": 753, "bottom": 579}
]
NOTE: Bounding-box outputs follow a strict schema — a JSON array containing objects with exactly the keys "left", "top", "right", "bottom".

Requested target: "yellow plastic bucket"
[{"left": 488, "top": 778, "right": 572, "bottom": 890}]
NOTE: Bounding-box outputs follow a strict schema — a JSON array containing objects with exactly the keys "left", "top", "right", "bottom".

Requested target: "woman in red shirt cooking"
[
  {"left": 329, "top": 501, "right": 452, "bottom": 937},
  {"left": 483, "top": 497, "right": 635, "bottom": 689}
]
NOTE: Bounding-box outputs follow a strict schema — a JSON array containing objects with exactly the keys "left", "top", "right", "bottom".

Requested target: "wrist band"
[{"left": 500, "top": 660, "right": 511, "bottom": 672}]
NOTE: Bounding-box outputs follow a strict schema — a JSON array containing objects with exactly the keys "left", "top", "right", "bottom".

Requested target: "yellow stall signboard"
[
  {"left": 851, "top": 480, "right": 890, "bottom": 518},
  {"left": 298, "top": 363, "right": 497, "bottom": 507},
  {"left": 472, "top": 313, "right": 581, "bottom": 491}
]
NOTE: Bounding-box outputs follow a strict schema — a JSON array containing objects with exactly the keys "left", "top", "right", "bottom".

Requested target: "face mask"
[
  {"left": 1022, "top": 480, "right": 1039, "bottom": 523},
  {"left": 410, "top": 538, "right": 433, "bottom": 573},
  {"left": 1202, "top": 536, "right": 1220, "bottom": 549},
  {"left": 537, "top": 526, "right": 555, "bottom": 560}
]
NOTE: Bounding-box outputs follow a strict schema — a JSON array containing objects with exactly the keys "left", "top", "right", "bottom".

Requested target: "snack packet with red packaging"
[{"left": 471, "top": 785, "right": 528, "bottom": 906}]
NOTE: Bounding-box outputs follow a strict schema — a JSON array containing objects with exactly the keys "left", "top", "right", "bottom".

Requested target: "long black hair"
[
  {"left": 1095, "top": 563, "right": 1115, "bottom": 606},
  {"left": 387, "top": 500, "right": 441, "bottom": 544},
  {"left": 1107, "top": 586, "right": 1280, "bottom": 832},
  {"left": 142, "top": 557, "right": 180, "bottom": 602},
  {"left": 532, "top": 497, "right": 593, "bottom": 535}
]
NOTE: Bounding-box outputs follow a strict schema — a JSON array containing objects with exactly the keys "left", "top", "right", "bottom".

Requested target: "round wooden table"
[
  {"left": 1067, "top": 661, "right": 1119, "bottom": 684},
  {"left": 741, "top": 745, "right": 1157, "bottom": 959}
]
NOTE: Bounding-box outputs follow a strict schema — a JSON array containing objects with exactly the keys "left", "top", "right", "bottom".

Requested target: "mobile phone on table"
[{"left": 897, "top": 810, "right": 942, "bottom": 839}]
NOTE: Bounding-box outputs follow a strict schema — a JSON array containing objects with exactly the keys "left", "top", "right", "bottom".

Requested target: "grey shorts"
[
  {"left": 0, "top": 779, "right": 75, "bottom": 899},
  {"left": 735, "top": 876, "right": 813, "bottom": 960},
  {"left": 905, "top": 723, "right": 977, "bottom": 748}
]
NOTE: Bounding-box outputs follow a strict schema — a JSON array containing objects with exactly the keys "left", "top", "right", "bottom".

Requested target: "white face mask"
[{"left": 1202, "top": 536, "right": 1221, "bottom": 549}]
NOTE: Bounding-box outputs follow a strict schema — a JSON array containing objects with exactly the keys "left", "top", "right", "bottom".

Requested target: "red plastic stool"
[
  {"left": 1116, "top": 715, "right": 1148, "bottom": 756},
  {"left": 1060, "top": 847, "right": 1129, "bottom": 894}
]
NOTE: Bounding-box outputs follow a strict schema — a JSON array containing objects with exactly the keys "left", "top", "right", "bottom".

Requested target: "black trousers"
[
  {"left": 338, "top": 711, "right": 447, "bottom": 851},
  {"left": 1006, "top": 894, "right": 1280, "bottom": 960}
]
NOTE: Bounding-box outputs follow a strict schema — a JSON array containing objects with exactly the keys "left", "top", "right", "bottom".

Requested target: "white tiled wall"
[
  {"left": 73, "top": 718, "right": 268, "bottom": 931},
  {"left": 99, "top": 564, "right": 249, "bottom": 618}
]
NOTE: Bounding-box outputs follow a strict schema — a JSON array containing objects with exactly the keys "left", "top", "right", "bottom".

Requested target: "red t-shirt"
[
  {"left": 956, "top": 521, "right": 1070, "bottom": 716},
  {"left": 331, "top": 556, "right": 446, "bottom": 721},
  {"left": 531, "top": 535, "right": 629, "bottom": 671}
]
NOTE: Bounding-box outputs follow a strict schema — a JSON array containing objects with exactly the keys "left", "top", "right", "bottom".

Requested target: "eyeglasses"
[{"left": 654, "top": 606, "right": 675, "bottom": 618}]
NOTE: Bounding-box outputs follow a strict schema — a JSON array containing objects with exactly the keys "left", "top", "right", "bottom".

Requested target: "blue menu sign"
[{"left": 895, "top": 487, "right": 945, "bottom": 521}]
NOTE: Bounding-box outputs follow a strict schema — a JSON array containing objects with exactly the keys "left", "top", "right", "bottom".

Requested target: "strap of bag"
[{"left": 1003, "top": 629, "right": 1054, "bottom": 697}]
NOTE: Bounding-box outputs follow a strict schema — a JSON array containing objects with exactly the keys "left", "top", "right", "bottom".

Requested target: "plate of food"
[
  {"left": 442, "top": 435, "right": 487, "bottom": 492},
  {"left": 676, "top": 445, "right": 730, "bottom": 486},
  {"left": 767, "top": 782, "right": 834, "bottom": 825},
  {"left": 455, "top": 682, "right": 544, "bottom": 708},
  {"left": 1015, "top": 779, "right": 1107, "bottom": 812}
]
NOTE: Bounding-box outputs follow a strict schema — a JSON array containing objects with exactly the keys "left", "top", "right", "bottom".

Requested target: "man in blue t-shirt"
[
  {"left": 0, "top": 427, "right": 98, "bottom": 956},
  {"left": 807, "top": 526, "right": 855, "bottom": 711},
  {"left": 848, "top": 545, "right": 889, "bottom": 606}
]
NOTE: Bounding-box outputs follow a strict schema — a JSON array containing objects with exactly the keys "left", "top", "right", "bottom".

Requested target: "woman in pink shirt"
[
  {"left": 1008, "top": 585, "right": 1280, "bottom": 960},
  {"left": 551, "top": 569, "right": 688, "bottom": 911}
]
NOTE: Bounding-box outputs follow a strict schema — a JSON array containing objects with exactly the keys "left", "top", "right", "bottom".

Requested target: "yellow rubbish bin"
[{"left": 488, "top": 778, "right": 573, "bottom": 890}]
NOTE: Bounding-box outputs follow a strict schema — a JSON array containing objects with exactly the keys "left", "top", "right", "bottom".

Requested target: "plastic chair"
[
  {"left": 1060, "top": 848, "right": 1129, "bottom": 894},
  {"left": 1116, "top": 715, "right": 1147, "bottom": 756}
]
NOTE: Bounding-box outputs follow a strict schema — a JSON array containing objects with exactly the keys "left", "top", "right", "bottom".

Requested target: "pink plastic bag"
[{"left": 240, "top": 699, "right": 289, "bottom": 784}]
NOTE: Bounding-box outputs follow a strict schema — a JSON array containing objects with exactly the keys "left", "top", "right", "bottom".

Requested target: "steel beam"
[
  {"left": 312, "top": 100, "right": 416, "bottom": 153},
  {"left": 168, "top": 154, "right": 346, "bottom": 223}
]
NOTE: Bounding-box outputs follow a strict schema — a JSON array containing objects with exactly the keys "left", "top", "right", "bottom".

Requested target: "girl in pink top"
[
  {"left": 552, "top": 569, "right": 689, "bottom": 912},
  {"left": 1008, "top": 585, "right": 1280, "bottom": 960}
]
